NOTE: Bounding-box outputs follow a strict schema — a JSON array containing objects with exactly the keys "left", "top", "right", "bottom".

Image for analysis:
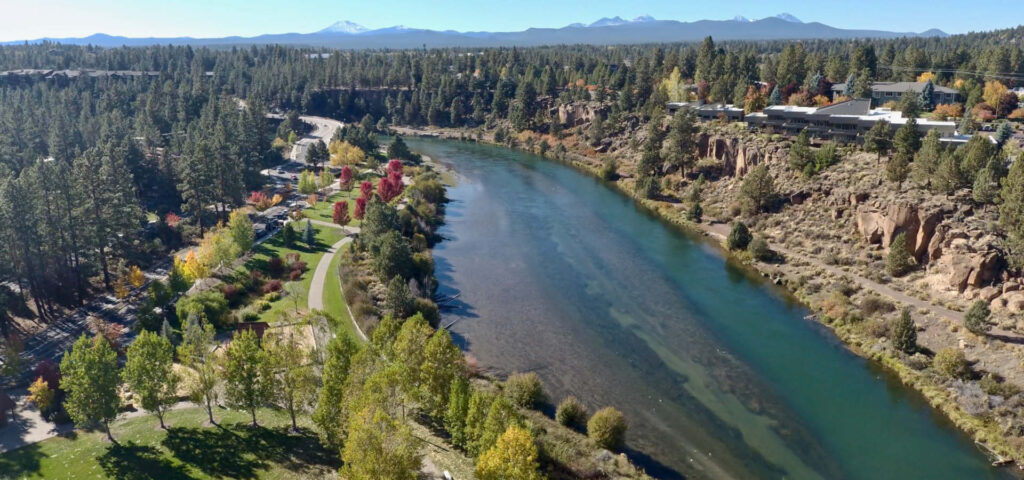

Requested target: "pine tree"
[
  {"left": 788, "top": 129, "right": 813, "bottom": 172},
  {"left": 890, "top": 309, "right": 917, "bottom": 354},
  {"left": 1001, "top": 156, "right": 1024, "bottom": 268},
  {"left": 863, "top": 120, "right": 893, "bottom": 161},
  {"left": 912, "top": 130, "right": 942, "bottom": 188},
  {"left": 769, "top": 85, "right": 782, "bottom": 106},
  {"left": 886, "top": 232, "right": 914, "bottom": 277},
  {"left": 303, "top": 219, "right": 315, "bottom": 247},
  {"left": 964, "top": 300, "right": 991, "bottom": 335},
  {"left": 662, "top": 109, "right": 699, "bottom": 175}
]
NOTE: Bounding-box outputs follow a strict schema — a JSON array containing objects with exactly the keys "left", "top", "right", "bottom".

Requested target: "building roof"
[{"left": 831, "top": 81, "right": 958, "bottom": 95}]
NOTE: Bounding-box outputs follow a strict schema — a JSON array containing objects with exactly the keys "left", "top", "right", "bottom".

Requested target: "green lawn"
[
  {"left": 322, "top": 245, "right": 359, "bottom": 340},
  {"left": 243, "top": 224, "right": 345, "bottom": 324},
  {"left": 0, "top": 407, "right": 339, "bottom": 480},
  {"left": 303, "top": 176, "right": 381, "bottom": 225}
]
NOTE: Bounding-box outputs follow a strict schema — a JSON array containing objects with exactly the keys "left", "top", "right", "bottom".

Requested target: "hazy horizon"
[{"left": 2, "top": 0, "right": 1022, "bottom": 42}]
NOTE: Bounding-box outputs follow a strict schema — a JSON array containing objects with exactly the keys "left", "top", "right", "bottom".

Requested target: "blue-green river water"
[{"left": 410, "top": 137, "right": 1013, "bottom": 479}]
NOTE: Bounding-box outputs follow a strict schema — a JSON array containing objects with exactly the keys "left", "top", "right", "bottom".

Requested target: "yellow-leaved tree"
[
  {"left": 127, "top": 265, "right": 146, "bottom": 288},
  {"left": 475, "top": 425, "right": 543, "bottom": 480},
  {"left": 983, "top": 81, "right": 1008, "bottom": 107},
  {"left": 916, "top": 72, "right": 936, "bottom": 83},
  {"left": 329, "top": 140, "right": 365, "bottom": 166}
]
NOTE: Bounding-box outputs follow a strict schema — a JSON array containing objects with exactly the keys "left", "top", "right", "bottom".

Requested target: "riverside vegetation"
[{"left": 3, "top": 26, "right": 1024, "bottom": 476}]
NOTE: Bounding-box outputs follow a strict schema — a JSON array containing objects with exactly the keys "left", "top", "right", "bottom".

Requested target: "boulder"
[
  {"left": 856, "top": 207, "right": 884, "bottom": 244},
  {"left": 1005, "top": 292, "right": 1024, "bottom": 314}
]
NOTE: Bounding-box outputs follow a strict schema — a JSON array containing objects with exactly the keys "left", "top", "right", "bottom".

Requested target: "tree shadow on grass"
[
  {"left": 0, "top": 442, "right": 45, "bottom": 477},
  {"left": 162, "top": 422, "right": 340, "bottom": 479},
  {"left": 162, "top": 425, "right": 265, "bottom": 479},
  {"left": 97, "top": 442, "right": 194, "bottom": 480}
]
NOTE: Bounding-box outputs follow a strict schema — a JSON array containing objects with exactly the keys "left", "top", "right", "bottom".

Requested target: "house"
[
  {"left": 831, "top": 81, "right": 960, "bottom": 107},
  {"left": 745, "top": 99, "right": 958, "bottom": 143},
  {"left": 666, "top": 102, "right": 744, "bottom": 121}
]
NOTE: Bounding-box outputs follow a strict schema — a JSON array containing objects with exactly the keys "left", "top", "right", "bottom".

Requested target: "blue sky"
[{"left": 1, "top": 0, "right": 1022, "bottom": 41}]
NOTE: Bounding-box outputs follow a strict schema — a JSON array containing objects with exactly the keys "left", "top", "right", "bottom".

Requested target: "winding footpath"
[{"left": 306, "top": 223, "right": 367, "bottom": 341}]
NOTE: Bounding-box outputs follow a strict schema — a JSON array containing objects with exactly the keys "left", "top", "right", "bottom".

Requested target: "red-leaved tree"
[
  {"left": 354, "top": 196, "right": 367, "bottom": 220},
  {"left": 333, "top": 201, "right": 350, "bottom": 226},
  {"left": 359, "top": 180, "right": 373, "bottom": 199},
  {"left": 386, "top": 159, "right": 403, "bottom": 177},
  {"left": 377, "top": 170, "right": 404, "bottom": 203},
  {"left": 338, "top": 166, "right": 354, "bottom": 191},
  {"left": 165, "top": 212, "right": 181, "bottom": 228}
]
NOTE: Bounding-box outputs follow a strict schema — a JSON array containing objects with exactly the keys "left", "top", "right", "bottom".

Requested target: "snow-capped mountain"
[
  {"left": 774, "top": 13, "right": 803, "bottom": 23},
  {"left": 319, "top": 20, "right": 367, "bottom": 34},
  {"left": 587, "top": 16, "right": 656, "bottom": 28},
  {"left": 732, "top": 16, "right": 754, "bottom": 23}
]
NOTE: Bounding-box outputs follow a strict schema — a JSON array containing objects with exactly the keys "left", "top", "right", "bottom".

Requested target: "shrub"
[
  {"left": 686, "top": 202, "right": 703, "bottom": 222},
  {"left": 413, "top": 298, "right": 440, "bottom": 327},
  {"left": 599, "top": 158, "right": 618, "bottom": 180},
  {"left": 263, "top": 279, "right": 283, "bottom": 294},
  {"left": 241, "top": 310, "right": 260, "bottom": 323},
  {"left": 262, "top": 291, "right": 280, "bottom": 303},
  {"left": 885, "top": 232, "right": 914, "bottom": 277},
  {"left": 288, "top": 270, "right": 303, "bottom": 281},
  {"left": 555, "top": 396, "right": 588, "bottom": 429},
  {"left": 727, "top": 222, "right": 752, "bottom": 251},
  {"left": 748, "top": 235, "right": 772, "bottom": 261},
  {"left": 964, "top": 300, "right": 991, "bottom": 335},
  {"left": 860, "top": 296, "right": 895, "bottom": 316},
  {"left": 588, "top": 407, "right": 627, "bottom": 451},
  {"left": 980, "top": 374, "right": 1021, "bottom": 398},
  {"left": 933, "top": 348, "right": 969, "bottom": 379},
  {"left": 267, "top": 256, "right": 285, "bottom": 277},
  {"left": 176, "top": 291, "right": 229, "bottom": 328},
  {"left": 255, "top": 299, "right": 271, "bottom": 312},
  {"left": 504, "top": 372, "right": 543, "bottom": 408},
  {"left": 890, "top": 309, "right": 917, "bottom": 354},
  {"left": 220, "top": 284, "right": 241, "bottom": 304}
]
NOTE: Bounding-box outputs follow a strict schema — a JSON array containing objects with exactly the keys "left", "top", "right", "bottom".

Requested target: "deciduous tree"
[
  {"left": 60, "top": 335, "right": 120, "bottom": 442},
  {"left": 475, "top": 426, "right": 543, "bottom": 480},
  {"left": 123, "top": 330, "right": 179, "bottom": 428},
  {"left": 223, "top": 329, "right": 273, "bottom": 426}
]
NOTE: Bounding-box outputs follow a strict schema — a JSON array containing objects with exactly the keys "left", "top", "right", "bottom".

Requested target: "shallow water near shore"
[{"left": 409, "top": 137, "right": 1013, "bottom": 479}]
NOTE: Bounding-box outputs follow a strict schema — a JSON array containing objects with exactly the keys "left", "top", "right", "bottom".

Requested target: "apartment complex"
[{"left": 830, "top": 81, "right": 960, "bottom": 107}]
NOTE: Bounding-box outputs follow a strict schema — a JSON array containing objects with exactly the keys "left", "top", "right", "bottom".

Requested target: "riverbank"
[{"left": 393, "top": 124, "right": 1024, "bottom": 471}]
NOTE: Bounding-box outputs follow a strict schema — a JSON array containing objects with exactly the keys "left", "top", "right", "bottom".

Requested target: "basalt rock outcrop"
[
  {"left": 696, "top": 133, "right": 785, "bottom": 178},
  {"left": 853, "top": 200, "right": 1007, "bottom": 293},
  {"left": 556, "top": 102, "right": 606, "bottom": 127}
]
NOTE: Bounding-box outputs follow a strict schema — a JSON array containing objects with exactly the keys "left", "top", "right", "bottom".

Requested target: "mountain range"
[{"left": 2, "top": 14, "right": 947, "bottom": 49}]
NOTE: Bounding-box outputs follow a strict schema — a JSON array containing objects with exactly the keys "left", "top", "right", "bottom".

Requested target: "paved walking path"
[{"left": 306, "top": 229, "right": 367, "bottom": 341}]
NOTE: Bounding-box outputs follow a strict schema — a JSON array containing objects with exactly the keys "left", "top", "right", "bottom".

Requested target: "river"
[{"left": 407, "top": 137, "right": 1012, "bottom": 479}]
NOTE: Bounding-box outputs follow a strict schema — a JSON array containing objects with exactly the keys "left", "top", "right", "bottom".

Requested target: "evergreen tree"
[
  {"left": 662, "top": 109, "right": 699, "bottom": 175},
  {"left": 1001, "top": 156, "right": 1024, "bottom": 268},
  {"left": 768, "top": 85, "right": 782, "bottom": 106},
  {"left": 919, "top": 80, "right": 935, "bottom": 110},
  {"left": 912, "top": 130, "right": 942, "bottom": 188},
  {"left": 863, "top": 120, "right": 894, "bottom": 161},
  {"left": 890, "top": 309, "right": 917, "bottom": 354},
  {"left": 727, "top": 222, "right": 752, "bottom": 250},
  {"left": 303, "top": 219, "right": 315, "bottom": 246},
  {"left": 740, "top": 164, "right": 776, "bottom": 213},
  {"left": 886, "top": 232, "right": 914, "bottom": 277},
  {"left": 788, "top": 129, "right": 814, "bottom": 172},
  {"left": 385, "top": 276, "right": 414, "bottom": 319}
]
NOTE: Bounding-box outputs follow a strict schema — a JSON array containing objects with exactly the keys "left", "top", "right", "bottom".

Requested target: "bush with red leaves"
[
  {"left": 267, "top": 256, "right": 285, "bottom": 277},
  {"left": 263, "top": 279, "right": 283, "bottom": 294}
]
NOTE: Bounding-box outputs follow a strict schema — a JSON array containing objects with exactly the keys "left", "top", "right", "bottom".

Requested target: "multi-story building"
[
  {"left": 830, "top": 81, "right": 960, "bottom": 107},
  {"left": 744, "top": 98, "right": 959, "bottom": 143}
]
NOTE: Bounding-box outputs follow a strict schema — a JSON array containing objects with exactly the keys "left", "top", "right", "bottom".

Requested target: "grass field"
[
  {"left": 303, "top": 175, "right": 380, "bottom": 225},
  {"left": 0, "top": 407, "right": 339, "bottom": 480},
  {"left": 243, "top": 224, "right": 345, "bottom": 324},
  {"left": 321, "top": 245, "right": 360, "bottom": 340}
]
